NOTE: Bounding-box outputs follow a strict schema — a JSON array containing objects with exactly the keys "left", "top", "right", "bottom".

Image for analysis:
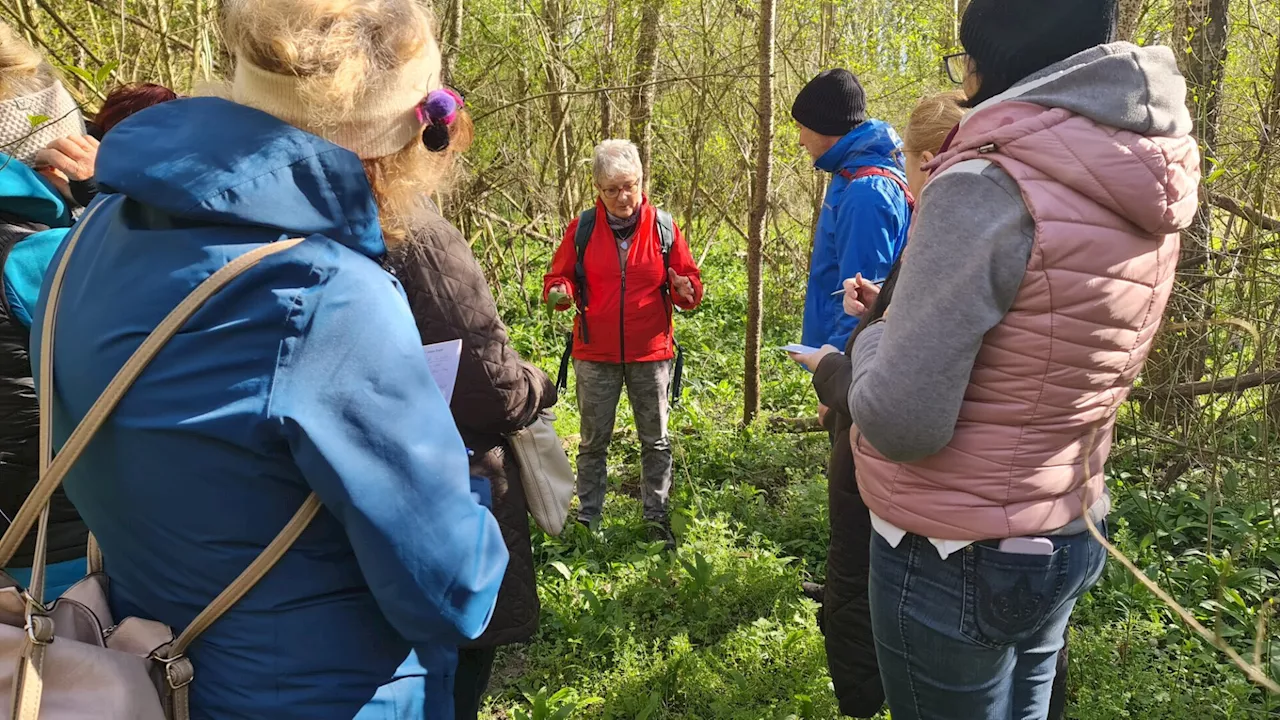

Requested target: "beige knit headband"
[{"left": 230, "top": 47, "right": 440, "bottom": 160}]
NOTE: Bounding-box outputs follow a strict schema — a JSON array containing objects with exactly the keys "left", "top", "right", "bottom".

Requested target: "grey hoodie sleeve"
[{"left": 849, "top": 160, "right": 1034, "bottom": 462}]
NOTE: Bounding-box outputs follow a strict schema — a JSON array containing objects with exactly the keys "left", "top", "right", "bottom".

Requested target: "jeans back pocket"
[{"left": 961, "top": 542, "right": 1070, "bottom": 648}]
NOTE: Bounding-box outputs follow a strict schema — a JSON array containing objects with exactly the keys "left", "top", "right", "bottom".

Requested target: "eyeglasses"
[
  {"left": 600, "top": 179, "right": 640, "bottom": 199},
  {"left": 943, "top": 52, "right": 969, "bottom": 85}
]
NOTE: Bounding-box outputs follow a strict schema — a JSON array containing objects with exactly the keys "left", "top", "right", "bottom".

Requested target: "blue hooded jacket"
[
  {"left": 801, "top": 119, "right": 911, "bottom": 350},
  {"left": 1, "top": 157, "right": 71, "bottom": 329},
  {"left": 30, "top": 98, "right": 508, "bottom": 720}
]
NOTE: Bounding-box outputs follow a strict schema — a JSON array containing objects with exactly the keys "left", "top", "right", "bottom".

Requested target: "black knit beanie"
[
  {"left": 791, "top": 69, "right": 867, "bottom": 137},
  {"left": 961, "top": 0, "right": 1117, "bottom": 105}
]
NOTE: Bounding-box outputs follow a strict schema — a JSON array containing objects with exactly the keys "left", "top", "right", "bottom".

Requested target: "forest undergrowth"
[{"left": 482, "top": 237, "right": 1280, "bottom": 720}]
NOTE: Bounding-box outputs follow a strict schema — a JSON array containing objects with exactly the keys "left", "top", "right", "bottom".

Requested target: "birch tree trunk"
[{"left": 743, "top": 0, "right": 775, "bottom": 424}]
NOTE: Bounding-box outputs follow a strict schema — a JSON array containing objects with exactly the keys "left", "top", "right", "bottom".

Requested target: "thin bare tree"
[
  {"left": 1153, "top": 0, "right": 1231, "bottom": 416},
  {"left": 540, "top": 0, "right": 574, "bottom": 220},
  {"left": 599, "top": 0, "right": 616, "bottom": 139},
  {"left": 630, "top": 0, "right": 662, "bottom": 193},
  {"left": 743, "top": 0, "right": 775, "bottom": 424}
]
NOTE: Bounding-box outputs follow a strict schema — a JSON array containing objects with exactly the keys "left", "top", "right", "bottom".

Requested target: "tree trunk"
[
  {"left": 599, "top": 0, "right": 617, "bottom": 139},
  {"left": 541, "top": 0, "right": 573, "bottom": 220},
  {"left": 743, "top": 0, "right": 775, "bottom": 425},
  {"left": 1255, "top": 37, "right": 1280, "bottom": 426},
  {"left": 441, "top": 0, "right": 464, "bottom": 85},
  {"left": 15, "top": 0, "right": 37, "bottom": 45},
  {"left": 1145, "top": 0, "right": 1230, "bottom": 423},
  {"left": 630, "top": 0, "right": 663, "bottom": 194},
  {"left": 1116, "top": 0, "right": 1146, "bottom": 43},
  {"left": 808, "top": 1, "right": 835, "bottom": 277}
]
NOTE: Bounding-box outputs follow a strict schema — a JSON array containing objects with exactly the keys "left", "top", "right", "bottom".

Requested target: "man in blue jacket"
[{"left": 793, "top": 69, "right": 912, "bottom": 352}]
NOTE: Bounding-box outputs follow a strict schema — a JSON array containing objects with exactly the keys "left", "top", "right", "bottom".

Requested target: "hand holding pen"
[{"left": 832, "top": 274, "right": 880, "bottom": 318}]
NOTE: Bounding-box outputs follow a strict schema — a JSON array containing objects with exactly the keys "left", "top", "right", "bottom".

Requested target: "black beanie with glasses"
[
  {"left": 791, "top": 69, "right": 867, "bottom": 137},
  {"left": 960, "top": 0, "right": 1118, "bottom": 105}
]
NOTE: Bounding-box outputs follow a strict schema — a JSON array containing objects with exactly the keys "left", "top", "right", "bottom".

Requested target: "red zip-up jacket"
[{"left": 543, "top": 198, "right": 703, "bottom": 363}]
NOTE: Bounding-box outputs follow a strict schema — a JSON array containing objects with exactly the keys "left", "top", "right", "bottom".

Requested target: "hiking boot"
[
  {"left": 646, "top": 517, "right": 677, "bottom": 552},
  {"left": 801, "top": 582, "right": 825, "bottom": 603}
]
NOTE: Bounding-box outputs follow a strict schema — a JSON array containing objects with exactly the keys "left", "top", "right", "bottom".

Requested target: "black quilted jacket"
[
  {"left": 0, "top": 216, "right": 88, "bottom": 569},
  {"left": 386, "top": 203, "right": 556, "bottom": 648}
]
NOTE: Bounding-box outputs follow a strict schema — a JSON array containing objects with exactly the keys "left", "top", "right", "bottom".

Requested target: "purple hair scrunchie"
[{"left": 417, "top": 88, "right": 465, "bottom": 152}]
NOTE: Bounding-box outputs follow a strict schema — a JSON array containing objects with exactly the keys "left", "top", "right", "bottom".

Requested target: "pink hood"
[{"left": 947, "top": 42, "right": 1200, "bottom": 235}]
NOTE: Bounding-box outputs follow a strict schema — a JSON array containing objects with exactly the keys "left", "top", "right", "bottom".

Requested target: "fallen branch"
[
  {"left": 1205, "top": 191, "right": 1280, "bottom": 233},
  {"left": 767, "top": 416, "right": 823, "bottom": 433},
  {"left": 468, "top": 207, "right": 556, "bottom": 244},
  {"left": 1129, "top": 369, "right": 1280, "bottom": 401}
]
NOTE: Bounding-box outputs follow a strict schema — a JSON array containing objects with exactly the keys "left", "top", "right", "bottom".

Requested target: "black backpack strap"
[
  {"left": 655, "top": 209, "right": 675, "bottom": 272},
  {"left": 654, "top": 210, "right": 685, "bottom": 405},
  {"left": 558, "top": 209, "right": 597, "bottom": 394},
  {"left": 670, "top": 340, "right": 685, "bottom": 406},
  {"left": 555, "top": 332, "right": 574, "bottom": 393},
  {"left": 573, "top": 208, "right": 596, "bottom": 344}
]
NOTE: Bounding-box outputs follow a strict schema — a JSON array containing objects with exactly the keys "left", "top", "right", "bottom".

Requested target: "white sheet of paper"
[
  {"left": 423, "top": 339, "right": 463, "bottom": 404},
  {"left": 781, "top": 343, "right": 821, "bottom": 355}
]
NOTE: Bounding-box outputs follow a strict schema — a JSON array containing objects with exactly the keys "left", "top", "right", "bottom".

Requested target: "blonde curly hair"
[
  {"left": 217, "top": 0, "right": 459, "bottom": 244},
  {"left": 0, "top": 22, "right": 53, "bottom": 99}
]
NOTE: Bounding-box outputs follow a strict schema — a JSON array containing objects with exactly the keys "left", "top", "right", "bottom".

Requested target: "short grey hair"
[{"left": 592, "top": 139, "right": 643, "bottom": 186}]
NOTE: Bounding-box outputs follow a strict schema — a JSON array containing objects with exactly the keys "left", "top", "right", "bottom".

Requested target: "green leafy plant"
[
  {"left": 510, "top": 687, "right": 601, "bottom": 720},
  {"left": 60, "top": 61, "right": 118, "bottom": 95}
]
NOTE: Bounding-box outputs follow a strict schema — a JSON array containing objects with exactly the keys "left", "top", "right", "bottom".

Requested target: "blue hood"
[
  {"left": 802, "top": 118, "right": 911, "bottom": 350},
  {"left": 98, "top": 97, "right": 385, "bottom": 258},
  {"left": 814, "top": 119, "right": 905, "bottom": 176},
  {"left": 0, "top": 154, "right": 69, "bottom": 227}
]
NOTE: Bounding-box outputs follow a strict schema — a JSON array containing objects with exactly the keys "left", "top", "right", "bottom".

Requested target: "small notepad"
[{"left": 423, "top": 339, "right": 463, "bottom": 404}]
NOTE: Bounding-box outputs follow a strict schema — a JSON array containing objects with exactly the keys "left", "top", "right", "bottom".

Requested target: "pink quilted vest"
[{"left": 854, "top": 100, "right": 1200, "bottom": 540}]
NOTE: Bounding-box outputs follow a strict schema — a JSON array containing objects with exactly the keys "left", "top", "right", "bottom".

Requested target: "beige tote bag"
[
  {"left": 508, "top": 411, "right": 575, "bottom": 536},
  {"left": 0, "top": 197, "right": 321, "bottom": 719}
]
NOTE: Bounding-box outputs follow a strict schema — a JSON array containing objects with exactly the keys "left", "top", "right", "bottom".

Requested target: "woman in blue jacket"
[{"left": 30, "top": 1, "right": 506, "bottom": 718}]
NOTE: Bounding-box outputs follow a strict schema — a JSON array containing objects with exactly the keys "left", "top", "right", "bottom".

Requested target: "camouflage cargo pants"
[{"left": 574, "top": 359, "right": 672, "bottom": 524}]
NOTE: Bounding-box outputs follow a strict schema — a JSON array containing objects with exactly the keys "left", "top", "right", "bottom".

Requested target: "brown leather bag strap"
[{"left": 168, "top": 494, "right": 321, "bottom": 657}]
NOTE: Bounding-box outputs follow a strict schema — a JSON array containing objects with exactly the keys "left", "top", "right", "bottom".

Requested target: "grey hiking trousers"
[{"left": 574, "top": 359, "right": 672, "bottom": 523}]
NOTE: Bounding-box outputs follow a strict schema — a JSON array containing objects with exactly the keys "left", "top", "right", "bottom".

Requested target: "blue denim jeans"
[{"left": 868, "top": 525, "right": 1107, "bottom": 720}]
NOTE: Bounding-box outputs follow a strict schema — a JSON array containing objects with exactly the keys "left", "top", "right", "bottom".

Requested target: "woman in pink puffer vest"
[{"left": 846, "top": 1, "right": 1200, "bottom": 718}]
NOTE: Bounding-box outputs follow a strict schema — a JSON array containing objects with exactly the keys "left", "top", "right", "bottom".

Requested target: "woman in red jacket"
[{"left": 545, "top": 139, "right": 703, "bottom": 548}]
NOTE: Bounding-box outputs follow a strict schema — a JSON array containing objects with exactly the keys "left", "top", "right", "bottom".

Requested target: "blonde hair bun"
[{"left": 905, "top": 90, "right": 967, "bottom": 155}]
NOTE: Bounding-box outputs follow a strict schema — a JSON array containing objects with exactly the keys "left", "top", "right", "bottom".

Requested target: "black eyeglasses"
[{"left": 943, "top": 52, "right": 969, "bottom": 85}]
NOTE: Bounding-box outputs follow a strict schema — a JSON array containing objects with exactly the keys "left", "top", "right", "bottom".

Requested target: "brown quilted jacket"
[{"left": 385, "top": 202, "right": 556, "bottom": 648}]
